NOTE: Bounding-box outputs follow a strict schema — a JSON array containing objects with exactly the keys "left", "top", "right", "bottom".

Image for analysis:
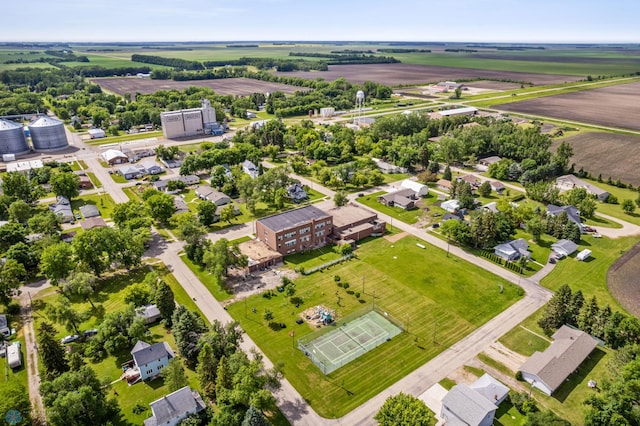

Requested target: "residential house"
[
  {"left": 490, "top": 181, "right": 505, "bottom": 193},
  {"left": 442, "top": 212, "right": 463, "bottom": 222},
  {"left": 78, "top": 175, "right": 93, "bottom": 189},
  {"left": 144, "top": 386, "right": 206, "bottom": 426},
  {"left": 256, "top": 205, "right": 332, "bottom": 256},
  {"left": 483, "top": 202, "right": 500, "bottom": 213},
  {"left": 0, "top": 314, "right": 10, "bottom": 338},
  {"left": 494, "top": 238, "right": 531, "bottom": 261},
  {"left": 50, "top": 196, "right": 73, "bottom": 223},
  {"left": 79, "top": 204, "right": 100, "bottom": 218},
  {"left": 551, "top": 239, "right": 578, "bottom": 257},
  {"left": 547, "top": 204, "right": 583, "bottom": 232},
  {"left": 519, "top": 325, "right": 599, "bottom": 395},
  {"left": 242, "top": 160, "right": 259, "bottom": 179},
  {"left": 470, "top": 374, "right": 510, "bottom": 406},
  {"left": 441, "top": 384, "right": 498, "bottom": 426},
  {"left": 154, "top": 175, "right": 200, "bottom": 192},
  {"left": 80, "top": 217, "right": 107, "bottom": 231},
  {"left": 555, "top": 174, "right": 609, "bottom": 201},
  {"left": 458, "top": 174, "right": 480, "bottom": 188},
  {"left": 131, "top": 340, "right": 174, "bottom": 381},
  {"left": 441, "top": 199, "right": 460, "bottom": 213},
  {"left": 173, "top": 197, "right": 189, "bottom": 214},
  {"left": 373, "top": 158, "right": 407, "bottom": 174},
  {"left": 195, "top": 185, "right": 231, "bottom": 206},
  {"left": 377, "top": 189, "right": 417, "bottom": 210},
  {"left": 101, "top": 149, "right": 128, "bottom": 165},
  {"left": 136, "top": 305, "right": 162, "bottom": 325},
  {"left": 477, "top": 156, "right": 502, "bottom": 171},
  {"left": 437, "top": 179, "right": 452, "bottom": 192},
  {"left": 286, "top": 183, "right": 308, "bottom": 203},
  {"left": 119, "top": 164, "right": 146, "bottom": 180},
  {"left": 400, "top": 179, "right": 429, "bottom": 197},
  {"left": 140, "top": 161, "right": 163, "bottom": 175}
]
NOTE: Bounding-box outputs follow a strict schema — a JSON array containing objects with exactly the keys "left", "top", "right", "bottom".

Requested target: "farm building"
[
  {"left": 551, "top": 239, "right": 578, "bottom": 257},
  {"left": 144, "top": 386, "right": 205, "bottom": 426},
  {"left": 555, "top": 175, "right": 609, "bottom": 201},
  {"left": 102, "top": 149, "right": 128, "bottom": 165},
  {"left": 494, "top": 238, "right": 530, "bottom": 261},
  {"left": 519, "top": 325, "right": 598, "bottom": 395},
  {"left": 400, "top": 179, "right": 428, "bottom": 197},
  {"left": 88, "top": 128, "right": 106, "bottom": 139},
  {"left": 256, "top": 205, "right": 332, "bottom": 256},
  {"left": 431, "top": 106, "right": 478, "bottom": 119},
  {"left": 160, "top": 99, "right": 220, "bottom": 139}
]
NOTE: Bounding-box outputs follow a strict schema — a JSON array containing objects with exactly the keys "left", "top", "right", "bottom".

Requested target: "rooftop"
[
  {"left": 131, "top": 341, "right": 174, "bottom": 366},
  {"left": 327, "top": 204, "right": 377, "bottom": 229},
  {"left": 443, "top": 384, "right": 497, "bottom": 425},
  {"left": 258, "top": 205, "right": 330, "bottom": 233},
  {"left": 144, "top": 386, "right": 205, "bottom": 426},
  {"left": 238, "top": 239, "right": 282, "bottom": 265}
]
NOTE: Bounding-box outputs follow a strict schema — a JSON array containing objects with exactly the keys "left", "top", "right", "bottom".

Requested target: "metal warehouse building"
[{"left": 160, "top": 98, "right": 221, "bottom": 139}]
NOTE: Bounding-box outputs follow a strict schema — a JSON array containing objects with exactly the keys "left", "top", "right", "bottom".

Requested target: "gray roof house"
[
  {"left": 242, "top": 160, "right": 258, "bottom": 179},
  {"left": 441, "top": 384, "right": 498, "bottom": 426},
  {"left": 195, "top": 185, "right": 231, "bottom": 206},
  {"left": 131, "top": 341, "right": 174, "bottom": 381},
  {"left": 555, "top": 174, "right": 609, "bottom": 201},
  {"left": 174, "top": 197, "right": 189, "bottom": 214},
  {"left": 140, "top": 161, "right": 163, "bottom": 175},
  {"left": 494, "top": 238, "right": 531, "bottom": 261},
  {"left": 287, "top": 183, "right": 308, "bottom": 203},
  {"left": 50, "top": 196, "right": 73, "bottom": 223},
  {"left": 0, "top": 314, "right": 10, "bottom": 337},
  {"left": 470, "top": 374, "right": 510, "bottom": 406},
  {"left": 144, "top": 386, "right": 206, "bottom": 426},
  {"left": 547, "top": 204, "right": 583, "bottom": 232},
  {"left": 519, "top": 325, "right": 599, "bottom": 395},
  {"left": 377, "top": 189, "right": 417, "bottom": 210},
  {"left": 551, "top": 239, "right": 578, "bottom": 257},
  {"left": 136, "top": 304, "right": 162, "bottom": 324},
  {"left": 79, "top": 204, "right": 100, "bottom": 218},
  {"left": 119, "top": 164, "right": 146, "bottom": 180}
]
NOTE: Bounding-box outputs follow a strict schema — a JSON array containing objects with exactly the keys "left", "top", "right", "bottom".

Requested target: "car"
[
  {"left": 61, "top": 335, "right": 79, "bottom": 344},
  {"left": 593, "top": 233, "right": 602, "bottom": 238},
  {"left": 83, "top": 329, "right": 98, "bottom": 338},
  {"left": 74, "top": 212, "right": 82, "bottom": 220},
  {"left": 432, "top": 223, "right": 440, "bottom": 229}
]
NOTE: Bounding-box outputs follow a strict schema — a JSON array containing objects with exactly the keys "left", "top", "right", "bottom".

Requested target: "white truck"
[{"left": 7, "top": 341, "right": 21, "bottom": 369}]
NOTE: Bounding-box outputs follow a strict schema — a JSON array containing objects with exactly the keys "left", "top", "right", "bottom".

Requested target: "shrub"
[
  {"left": 355, "top": 292, "right": 361, "bottom": 298},
  {"left": 342, "top": 282, "right": 350, "bottom": 290},
  {"left": 290, "top": 296, "right": 304, "bottom": 307},
  {"left": 6, "top": 302, "right": 20, "bottom": 315},
  {"left": 132, "top": 401, "right": 147, "bottom": 415},
  {"left": 334, "top": 275, "right": 341, "bottom": 282},
  {"left": 515, "top": 370, "right": 523, "bottom": 380}
]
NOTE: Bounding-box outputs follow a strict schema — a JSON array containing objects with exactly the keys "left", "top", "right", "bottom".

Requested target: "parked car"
[
  {"left": 83, "top": 329, "right": 98, "bottom": 338},
  {"left": 61, "top": 335, "right": 79, "bottom": 344},
  {"left": 74, "top": 212, "right": 82, "bottom": 220},
  {"left": 432, "top": 223, "right": 440, "bottom": 229}
]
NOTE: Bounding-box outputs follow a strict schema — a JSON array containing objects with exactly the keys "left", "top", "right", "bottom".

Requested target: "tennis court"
[{"left": 299, "top": 308, "right": 402, "bottom": 375}]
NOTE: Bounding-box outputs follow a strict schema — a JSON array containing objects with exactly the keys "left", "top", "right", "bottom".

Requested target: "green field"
[{"left": 225, "top": 235, "right": 522, "bottom": 417}]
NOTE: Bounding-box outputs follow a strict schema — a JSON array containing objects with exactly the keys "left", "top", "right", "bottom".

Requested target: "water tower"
[{"left": 354, "top": 90, "right": 365, "bottom": 125}]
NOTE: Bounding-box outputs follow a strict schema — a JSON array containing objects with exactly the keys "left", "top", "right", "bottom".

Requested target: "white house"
[
  {"left": 400, "top": 179, "right": 429, "bottom": 197},
  {"left": 441, "top": 199, "right": 460, "bottom": 213},
  {"left": 555, "top": 174, "right": 609, "bottom": 201},
  {"left": 144, "top": 386, "right": 206, "bottom": 426},
  {"left": 441, "top": 384, "right": 498, "bottom": 426},
  {"left": 551, "top": 239, "right": 578, "bottom": 257},
  {"left": 242, "top": 160, "right": 259, "bottom": 179},
  {"left": 519, "top": 325, "right": 598, "bottom": 395},
  {"left": 494, "top": 238, "right": 531, "bottom": 261}
]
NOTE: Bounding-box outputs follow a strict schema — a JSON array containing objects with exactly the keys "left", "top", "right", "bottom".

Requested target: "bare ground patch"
[
  {"left": 608, "top": 241, "right": 640, "bottom": 317},
  {"left": 384, "top": 231, "right": 408, "bottom": 243},
  {"left": 91, "top": 77, "right": 302, "bottom": 97},
  {"left": 550, "top": 132, "right": 640, "bottom": 186},
  {"left": 497, "top": 81, "right": 640, "bottom": 131},
  {"left": 275, "top": 63, "right": 578, "bottom": 86}
]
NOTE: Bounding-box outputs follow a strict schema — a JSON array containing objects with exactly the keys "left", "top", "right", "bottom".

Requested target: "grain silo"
[
  {"left": 28, "top": 116, "right": 69, "bottom": 151},
  {"left": 0, "top": 119, "right": 30, "bottom": 155}
]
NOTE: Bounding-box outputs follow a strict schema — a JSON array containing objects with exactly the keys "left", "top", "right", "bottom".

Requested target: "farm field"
[
  {"left": 274, "top": 63, "right": 580, "bottom": 86},
  {"left": 550, "top": 132, "right": 640, "bottom": 186},
  {"left": 607, "top": 241, "right": 640, "bottom": 318},
  {"left": 496, "top": 81, "right": 640, "bottom": 131},
  {"left": 226, "top": 236, "right": 522, "bottom": 417},
  {"left": 90, "top": 76, "right": 303, "bottom": 97}
]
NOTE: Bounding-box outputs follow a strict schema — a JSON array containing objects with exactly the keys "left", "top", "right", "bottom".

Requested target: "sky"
[{"left": 3, "top": 0, "right": 639, "bottom": 43}]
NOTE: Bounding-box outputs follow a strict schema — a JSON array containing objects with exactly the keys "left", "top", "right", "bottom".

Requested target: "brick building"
[
  {"left": 328, "top": 204, "right": 386, "bottom": 245},
  {"left": 256, "top": 205, "right": 333, "bottom": 256}
]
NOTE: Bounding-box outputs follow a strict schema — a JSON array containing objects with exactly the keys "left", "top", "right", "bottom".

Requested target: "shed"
[{"left": 88, "top": 128, "right": 106, "bottom": 139}]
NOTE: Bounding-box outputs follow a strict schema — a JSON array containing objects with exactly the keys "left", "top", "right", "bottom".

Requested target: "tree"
[
  {"left": 0, "top": 258, "right": 26, "bottom": 304},
  {"left": 144, "top": 191, "right": 176, "bottom": 223},
  {"left": 40, "top": 365, "right": 120, "bottom": 426},
  {"left": 197, "top": 342, "right": 218, "bottom": 401},
  {"left": 112, "top": 200, "right": 150, "bottom": 230},
  {"left": 0, "top": 221, "right": 27, "bottom": 252},
  {"left": 8, "top": 199, "right": 32, "bottom": 224},
  {"left": 263, "top": 309, "right": 274, "bottom": 322},
  {"left": 442, "top": 165, "right": 452, "bottom": 181},
  {"left": 334, "top": 190, "right": 348, "bottom": 207},
  {"left": 578, "top": 197, "right": 597, "bottom": 220},
  {"left": 478, "top": 180, "right": 492, "bottom": 198},
  {"left": 374, "top": 392, "right": 433, "bottom": 426},
  {"left": 64, "top": 271, "right": 97, "bottom": 308},
  {"left": 40, "top": 242, "right": 75, "bottom": 285},
  {"left": 172, "top": 213, "right": 209, "bottom": 264},
  {"left": 123, "top": 282, "right": 151, "bottom": 307},
  {"left": 50, "top": 171, "right": 80, "bottom": 200},
  {"left": 1, "top": 171, "right": 44, "bottom": 204},
  {"left": 163, "top": 358, "right": 189, "bottom": 392},
  {"left": 538, "top": 284, "right": 573, "bottom": 335},
  {"left": 219, "top": 204, "right": 236, "bottom": 224},
  {"left": 197, "top": 200, "right": 217, "bottom": 226},
  {"left": 155, "top": 280, "right": 175, "bottom": 327},
  {"left": 242, "top": 405, "right": 271, "bottom": 426},
  {"left": 28, "top": 210, "right": 61, "bottom": 235},
  {"left": 46, "top": 296, "right": 84, "bottom": 335},
  {"left": 621, "top": 199, "right": 636, "bottom": 215},
  {"left": 172, "top": 306, "right": 207, "bottom": 366},
  {"left": 37, "top": 321, "right": 69, "bottom": 379},
  {"left": 526, "top": 216, "right": 545, "bottom": 243},
  {"left": 6, "top": 242, "right": 39, "bottom": 277}
]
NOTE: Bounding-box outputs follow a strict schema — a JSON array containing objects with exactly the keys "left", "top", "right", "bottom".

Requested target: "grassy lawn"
[
  {"left": 180, "top": 254, "right": 233, "bottom": 302},
  {"left": 541, "top": 235, "right": 638, "bottom": 311},
  {"left": 110, "top": 173, "right": 129, "bottom": 184},
  {"left": 284, "top": 246, "right": 344, "bottom": 271},
  {"left": 71, "top": 193, "right": 117, "bottom": 219},
  {"left": 84, "top": 131, "right": 163, "bottom": 146},
  {"left": 229, "top": 235, "right": 252, "bottom": 245},
  {"left": 225, "top": 236, "right": 522, "bottom": 418},
  {"left": 494, "top": 400, "right": 527, "bottom": 426},
  {"left": 439, "top": 378, "right": 456, "bottom": 390},
  {"left": 86, "top": 172, "right": 102, "bottom": 188},
  {"left": 499, "top": 324, "right": 550, "bottom": 357},
  {"left": 356, "top": 191, "right": 424, "bottom": 225},
  {"left": 123, "top": 186, "right": 141, "bottom": 201},
  {"left": 381, "top": 172, "right": 410, "bottom": 184},
  {"left": 587, "top": 181, "right": 640, "bottom": 226}
]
